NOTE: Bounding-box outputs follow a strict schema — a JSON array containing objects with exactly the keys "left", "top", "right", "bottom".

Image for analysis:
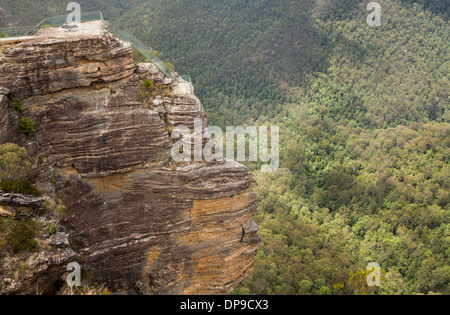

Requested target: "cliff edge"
[{"left": 0, "top": 21, "right": 259, "bottom": 294}]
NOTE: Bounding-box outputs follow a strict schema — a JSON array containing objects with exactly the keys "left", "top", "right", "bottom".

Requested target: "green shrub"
[
  {"left": 6, "top": 220, "right": 38, "bottom": 253},
  {"left": 0, "top": 143, "right": 31, "bottom": 182},
  {"left": 55, "top": 204, "right": 67, "bottom": 219},
  {"left": 10, "top": 98, "right": 24, "bottom": 112},
  {"left": 18, "top": 117, "right": 35, "bottom": 138},
  {"left": 0, "top": 179, "right": 41, "bottom": 195},
  {"left": 150, "top": 50, "right": 161, "bottom": 58},
  {"left": 0, "top": 143, "right": 39, "bottom": 195},
  {"left": 46, "top": 222, "right": 56, "bottom": 235},
  {"left": 142, "top": 79, "right": 154, "bottom": 89},
  {"left": 164, "top": 62, "right": 175, "bottom": 70}
]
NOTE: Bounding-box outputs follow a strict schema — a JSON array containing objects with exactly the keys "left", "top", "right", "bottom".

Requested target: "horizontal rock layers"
[
  {"left": 0, "top": 32, "right": 135, "bottom": 99},
  {"left": 0, "top": 22, "right": 259, "bottom": 294}
]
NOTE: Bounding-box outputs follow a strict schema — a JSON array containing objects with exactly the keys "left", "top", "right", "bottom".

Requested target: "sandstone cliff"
[{"left": 0, "top": 22, "right": 259, "bottom": 294}]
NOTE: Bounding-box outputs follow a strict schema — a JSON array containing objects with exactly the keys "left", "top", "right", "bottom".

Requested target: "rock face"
[
  {"left": 0, "top": 22, "right": 259, "bottom": 294},
  {"left": 0, "top": 192, "right": 44, "bottom": 219},
  {"left": 0, "top": 31, "right": 135, "bottom": 99}
]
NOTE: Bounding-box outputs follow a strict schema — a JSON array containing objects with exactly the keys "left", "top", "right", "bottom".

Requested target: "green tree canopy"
[{"left": 0, "top": 143, "right": 31, "bottom": 182}]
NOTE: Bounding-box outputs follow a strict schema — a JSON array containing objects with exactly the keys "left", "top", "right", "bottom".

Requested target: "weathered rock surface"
[
  {"left": 0, "top": 32, "right": 135, "bottom": 99},
  {"left": 0, "top": 192, "right": 44, "bottom": 219},
  {"left": 0, "top": 22, "right": 259, "bottom": 294}
]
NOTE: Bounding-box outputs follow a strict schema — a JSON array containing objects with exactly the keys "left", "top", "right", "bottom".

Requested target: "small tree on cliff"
[
  {"left": 0, "top": 143, "right": 31, "bottom": 182},
  {"left": 0, "top": 143, "right": 39, "bottom": 195},
  {"left": 18, "top": 117, "right": 35, "bottom": 139}
]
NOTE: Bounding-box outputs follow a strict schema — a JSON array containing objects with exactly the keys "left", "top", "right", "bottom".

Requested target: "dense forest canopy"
[{"left": 0, "top": 0, "right": 448, "bottom": 294}]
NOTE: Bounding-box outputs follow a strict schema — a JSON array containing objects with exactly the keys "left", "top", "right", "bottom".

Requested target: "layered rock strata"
[{"left": 0, "top": 21, "right": 259, "bottom": 294}]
